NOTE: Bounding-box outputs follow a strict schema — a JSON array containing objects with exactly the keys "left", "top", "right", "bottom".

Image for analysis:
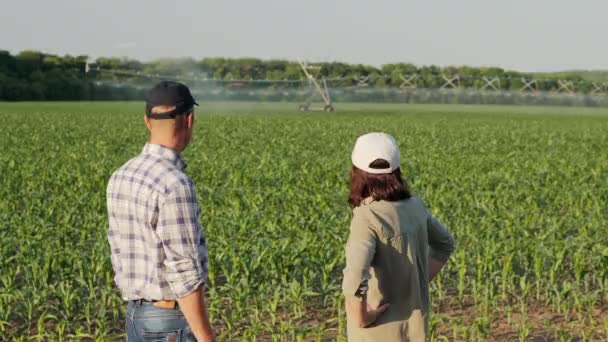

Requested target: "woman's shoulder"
[
  {"left": 363, "top": 196, "right": 423, "bottom": 209},
  {"left": 352, "top": 196, "right": 414, "bottom": 219},
  {"left": 359, "top": 196, "right": 430, "bottom": 223}
]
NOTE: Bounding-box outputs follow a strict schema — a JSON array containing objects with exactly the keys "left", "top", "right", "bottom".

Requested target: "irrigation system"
[{"left": 85, "top": 61, "right": 608, "bottom": 110}]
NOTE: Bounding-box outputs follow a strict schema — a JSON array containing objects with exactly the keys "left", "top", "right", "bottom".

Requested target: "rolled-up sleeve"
[
  {"left": 342, "top": 209, "right": 377, "bottom": 299},
  {"left": 427, "top": 215, "right": 455, "bottom": 263},
  {"left": 158, "top": 179, "right": 209, "bottom": 299},
  {"left": 106, "top": 179, "right": 124, "bottom": 285}
]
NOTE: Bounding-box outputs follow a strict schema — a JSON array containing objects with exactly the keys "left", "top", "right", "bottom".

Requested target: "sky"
[{"left": 1, "top": 0, "right": 607, "bottom": 72}]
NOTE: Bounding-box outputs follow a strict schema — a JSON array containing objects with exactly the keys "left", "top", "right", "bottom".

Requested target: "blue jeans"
[{"left": 126, "top": 300, "right": 195, "bottom": 341}]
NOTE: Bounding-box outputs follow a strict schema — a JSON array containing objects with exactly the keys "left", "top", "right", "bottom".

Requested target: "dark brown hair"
[{"left": 348, "top": 161, "right": 411, "bottom": 208}]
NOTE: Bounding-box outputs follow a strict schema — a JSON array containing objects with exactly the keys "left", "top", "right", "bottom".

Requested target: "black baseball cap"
[{"left": 145, "top": 81, "right": 199, "bottom": 119}]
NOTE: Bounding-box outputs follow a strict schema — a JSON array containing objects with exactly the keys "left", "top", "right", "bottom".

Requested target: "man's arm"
[
  {"left": 178, "top": 286, "right": 215, "bottom": 342},
  {"left": 158, "top": 180, "right": 214, "bottom": 341},
  {"left": 106, "top": 179, "right": 125, "bottom": 287}
]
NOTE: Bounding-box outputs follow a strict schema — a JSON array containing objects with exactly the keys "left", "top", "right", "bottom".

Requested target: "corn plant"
[{"left": 0, "top": 102, "right": 606, "bottom": 340}]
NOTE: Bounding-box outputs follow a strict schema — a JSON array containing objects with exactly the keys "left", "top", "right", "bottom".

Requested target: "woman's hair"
[{"left": 348, "top": 159, "right": 412, "bottom": 208}]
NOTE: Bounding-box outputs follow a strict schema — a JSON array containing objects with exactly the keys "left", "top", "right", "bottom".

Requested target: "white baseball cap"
[{"left": 351, "top": 132, "right": 401, "bottom": 174}]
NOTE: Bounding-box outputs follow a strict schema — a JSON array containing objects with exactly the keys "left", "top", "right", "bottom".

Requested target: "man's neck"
[{"left": 149, "top": 137, "right": 182, "bottom": 153}]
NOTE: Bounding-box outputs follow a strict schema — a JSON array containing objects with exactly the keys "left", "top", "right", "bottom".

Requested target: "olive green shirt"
[{"left": 342, "top": 196, "right": 455, "bottom": 342}]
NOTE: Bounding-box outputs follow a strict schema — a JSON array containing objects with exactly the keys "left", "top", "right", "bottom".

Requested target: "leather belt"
[
  {"left": 132, "top": 299, "right": 178, "bottom": 309},
  {"left": 151, "top": 300, "right": 178, "bottom": 309}
]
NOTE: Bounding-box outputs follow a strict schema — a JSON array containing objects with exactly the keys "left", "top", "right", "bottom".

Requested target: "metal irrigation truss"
[
  {"left": 296, "top": 61, "right": 334, "bottom": 112},
  {"left": 85, "top": 62, "right": 608, "bottom": 108}
]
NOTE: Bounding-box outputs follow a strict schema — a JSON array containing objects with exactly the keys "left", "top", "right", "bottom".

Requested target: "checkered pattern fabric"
[{"left": 107, "top": 143, "right": 208, "bottom": 300}]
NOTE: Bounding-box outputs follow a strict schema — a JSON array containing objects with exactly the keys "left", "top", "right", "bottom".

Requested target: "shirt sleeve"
[
  {"left": 427, "top": 215, "right": 455, "bottom": 263},
  {"left": 158, "top": 179, "right": 209, "bottom": 299},
  {"left": 106, "top": 180, "right": 123, "bottom": 279},
  {"left": 342, "top": 208, "right": 377, "bottom": 299}
]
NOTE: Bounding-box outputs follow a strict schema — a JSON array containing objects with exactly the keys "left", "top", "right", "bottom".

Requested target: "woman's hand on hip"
[{"left": 362, "top": 302, "right": 391, "bottom": 327}]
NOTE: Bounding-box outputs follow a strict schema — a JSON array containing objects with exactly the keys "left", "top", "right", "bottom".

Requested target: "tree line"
[{"left": 0, "top": 49, "right": 606, "bottom": 101}]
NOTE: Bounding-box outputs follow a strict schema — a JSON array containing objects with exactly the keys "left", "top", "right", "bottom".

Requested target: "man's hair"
[{"left": 348, "top": 163, "right": 411, "bottom": 208}]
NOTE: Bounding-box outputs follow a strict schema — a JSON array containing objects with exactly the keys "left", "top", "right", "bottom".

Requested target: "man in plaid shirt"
[{"left": 107, "top": 81, "right": 215, "bottom": 341}]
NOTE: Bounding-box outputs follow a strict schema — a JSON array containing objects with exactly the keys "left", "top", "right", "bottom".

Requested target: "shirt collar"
[{"left": 142, "top": 143, "right": 187, "bottom": 170}]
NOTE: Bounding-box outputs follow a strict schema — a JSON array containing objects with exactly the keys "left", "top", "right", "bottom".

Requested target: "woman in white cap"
[{"left": 342, "top": 132, "right": 455, "bottom": 341}]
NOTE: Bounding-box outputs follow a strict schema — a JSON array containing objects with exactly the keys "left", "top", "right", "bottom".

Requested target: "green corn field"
[{"left": 0, "top": 102, "right": 607, "bottom": 341}]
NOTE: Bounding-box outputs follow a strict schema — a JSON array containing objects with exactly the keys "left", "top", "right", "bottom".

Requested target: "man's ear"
[
  {"left": 186, "top": 113, "right": 194, "bottom": 129},
  {"left": 144, "top": 115, "right": 152, "bottom": 131}
]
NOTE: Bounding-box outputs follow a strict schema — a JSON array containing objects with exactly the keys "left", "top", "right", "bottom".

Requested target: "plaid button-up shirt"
[{"left": 107, "top": 143, "right": 208, "bottom": 300}]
